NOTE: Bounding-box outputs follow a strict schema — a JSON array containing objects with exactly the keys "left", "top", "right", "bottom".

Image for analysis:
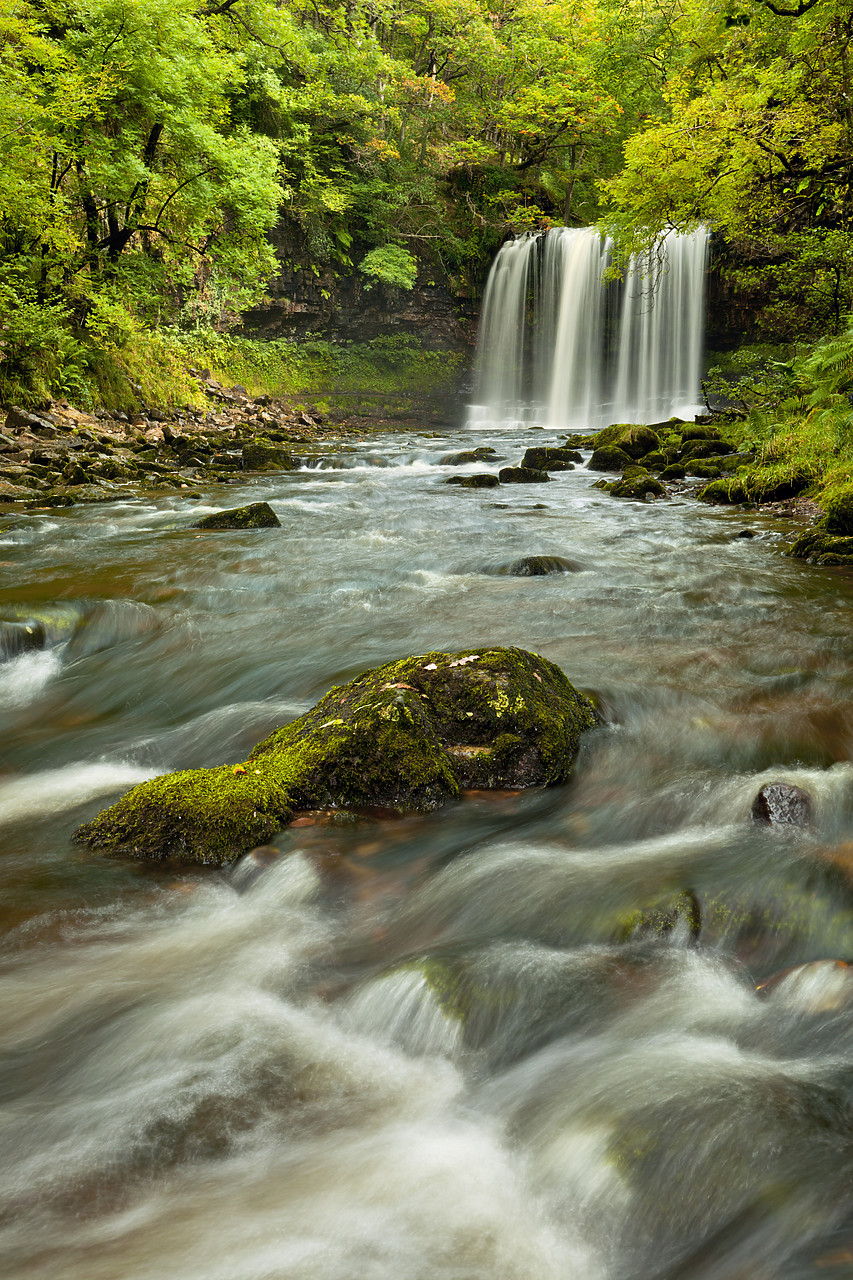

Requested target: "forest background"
[{"left": 2, "top": 0, "right": 853, "bottom": 449}]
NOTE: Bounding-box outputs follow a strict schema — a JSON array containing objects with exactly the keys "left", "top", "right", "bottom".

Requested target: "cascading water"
[{"left": 469, "top": 226, "right": 709, "bottom": 431}]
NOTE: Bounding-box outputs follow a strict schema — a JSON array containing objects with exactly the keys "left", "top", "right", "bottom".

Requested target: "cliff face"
[{"left": 239, "top": 224, "right": 478, "bottom": 349}]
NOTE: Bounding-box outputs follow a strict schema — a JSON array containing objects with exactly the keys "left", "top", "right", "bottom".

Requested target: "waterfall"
[{"left": 468, "top": 226, "right": 709, "bottom": 431}]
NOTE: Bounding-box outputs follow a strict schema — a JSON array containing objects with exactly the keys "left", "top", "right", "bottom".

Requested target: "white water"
[{"left": 469, "top": 226, "right": 709, "bottom": 431}]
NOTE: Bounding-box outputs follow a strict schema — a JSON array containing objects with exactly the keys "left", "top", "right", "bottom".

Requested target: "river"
[{"left": 2, "top": 428, "right": 853, "bottom": 1279}]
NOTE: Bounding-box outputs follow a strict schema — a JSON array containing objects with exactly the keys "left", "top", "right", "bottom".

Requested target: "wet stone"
[
  {"left": 520, "top": 447, "right": 581, "bottom": 471},
  {"left": 192, "top": 502, "right": 281, "bottom": 530},
  {"left": 751, "top": 782, "right": 812, "bottom": 828},
  {"left": 444, "top": 473, "right": 500, "bottom": 489},
  {"left": 440, "top": 448, "right": 499, "bottom": 466},
  {"left": 498, "top": 466, "right": 550, "bottom": 484},
  {"left": 498, "top": 556, "right": 580, "bottom": 576}
]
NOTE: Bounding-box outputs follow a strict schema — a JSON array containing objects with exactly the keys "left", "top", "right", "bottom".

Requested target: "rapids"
[{"left": 3, "top": 431, "right": 853, "bottom": 1279}]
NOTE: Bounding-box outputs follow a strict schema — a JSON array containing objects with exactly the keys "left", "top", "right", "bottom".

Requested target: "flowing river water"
[{"left": 3, "top": 428, "right": 853, "bottom": 1279}]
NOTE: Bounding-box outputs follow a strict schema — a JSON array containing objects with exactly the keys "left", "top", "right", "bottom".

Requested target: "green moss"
[
  {"left": 608, "top": 471, "right": 666, "bottom": 499},
  {"left": 588, "top": 445, "right": 633, "bottom": 472},
  {"left": 520, "top": 446, "right": 581, "bottom": 470},
  {"left": 699, "top": 465, "right": 813, "bottom": 505},
  {"left": 75, "top": 646, "right": 595, "bottom": 865},
  {"left": 241, "top": 439, "right": 298, "bottom": 472},
  {"left": 787, "top": 530, "right": 853, "bottom": 564},
  {"left": 590, "top": 424, "right": 661, "bottom": 458},
  {"left": 819, "top": 483, "right": 853, "bottom": 535}
]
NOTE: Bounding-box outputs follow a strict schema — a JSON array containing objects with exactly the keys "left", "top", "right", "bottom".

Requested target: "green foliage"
[{"left": 358, "top": 245, "right": 418, "bottom": 291}]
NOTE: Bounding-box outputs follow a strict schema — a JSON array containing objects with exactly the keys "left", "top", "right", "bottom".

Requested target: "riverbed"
[{"left": 3, "top": 427, "right": 853, "bottom": 1279}]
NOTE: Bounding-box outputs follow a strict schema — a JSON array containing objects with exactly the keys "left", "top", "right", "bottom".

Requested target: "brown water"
[{"left": 3, "top": 429, "right": 853, "bottom": 1279}]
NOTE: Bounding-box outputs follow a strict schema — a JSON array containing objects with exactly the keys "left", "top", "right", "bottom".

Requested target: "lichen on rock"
[{"left": 74, "top": 646, "right": 596, "bottom": 865}]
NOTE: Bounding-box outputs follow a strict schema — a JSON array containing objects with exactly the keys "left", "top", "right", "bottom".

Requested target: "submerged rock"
[
  {"left": 618, "top": 889, "right": 701, "bottom": 944},
  {"left": 192, "top": 502, "right": 281, "bottom": 530},
  {"left": 74, "top": 647, "right": 596, "bottom": 864},
  {"left": 756, "top": 959, "right": 853, "bottom": 1008},
  {"left": 0, "top": 619, "right": 46, "bottom": 661},
  {"left": 498, "top": 466, "right": 550, "bottom": 484},
  {"left": 751, "top": 782, "right": 812, "bottom": 828},
  {"left": 498, "top": 556, "right": 580, "bottom": 576}
]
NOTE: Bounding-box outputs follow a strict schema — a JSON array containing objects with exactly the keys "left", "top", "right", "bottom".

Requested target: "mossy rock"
[
  {"left": 661, "top": 463, "right": 686, "bottom": 480},
  {"left": 440, "top": 448, "right": 499, "bottom": 466},
  {"left": 607, "top": 468, "right": 666, "bottom": 499},
  {"left": 680, "top": 424, "right": 722, "bottom": 441},
  {"left": 498, "top": 466, "right": 550, "bottom": 484},
  {"left": 592, "top": 424, "right": 661, "bottom": 459},
  {"left": 820, "top": 484, "right": 853, "bottom": 535},
  {"left": 616, "top": 890, "right": 701, "bottom": 944},
  {"left": 74, "top": 647, "right": 596, "bottom": 864},
  {"left": 520, "top": 447, "right": 581, "bottom": 471},
  {"left": 241, "top": 438, "right": 298, "bottom": 471},
  {"left": 588, "top": 445, "right": 633, "bottom": 472},
  {"left": 697, "top": 477, "right": 748, "bottom": 504},
  {"left": 680, "top": 439, "right": 734, "bottom": 462},
  {"left": 444, "top": 473, "right": 500, "bottom": 489},
  {"left": 686, "top": 461, "right": 722, "bottom": 479},
  {"left": 641, "top": 450, "right": 666, "bottom": 470},
  {"left": 192, "top": 502, "right": 281, "bottom": 530},
  {"left": 787, "top": 531, "right": 853, "bottom": 565}
]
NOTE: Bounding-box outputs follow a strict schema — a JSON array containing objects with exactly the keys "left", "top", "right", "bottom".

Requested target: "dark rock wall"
[{"left": 240, "top": 224, "right": 478, "bottom": 349}]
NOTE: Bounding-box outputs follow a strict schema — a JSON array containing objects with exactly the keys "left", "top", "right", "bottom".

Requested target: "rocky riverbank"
[{"left": 0, "top": 377, "right": 388, "bottom": 511}]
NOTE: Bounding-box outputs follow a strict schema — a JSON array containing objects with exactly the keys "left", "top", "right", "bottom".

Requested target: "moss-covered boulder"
[
  {"left": 699, "top": 468, "right": 811, "bottom": 505},
  {"left": 680, "top": 439, "right": 734, "bottom": 462},
  {"left": 74, "top": 647, "right": 596, "bottom": 864},
  {"left": 592, "top": 424, "right": 661, "bottom": 459},
  {"left": 498, "top": 466, "right": 550, "bottom": 484},
  {"left": 241, "top": 438, "right": 298, "bottom": 471},
  {"left": 444, "top": 473, "right": 500, "bottom": 489},
  {"left": 520, "top": 447, "right": 581, "bottom": 471},
  {"left": 661, "top": 463, "right": 686, "bottom": 480},
  {"left": 640, "top": 450, "right": 666, "bottom": 470},
  {"left": 787, "top": 531, "right": 853, "bottom": 565},
  {"left": 192, "top": 502, "right": 281, "bottom": 530},
  {"left": 819, "top": 484, "right": 853, "bottom": 535},
  {"left": 608, "top": 470, "right": 666, "bottom": 499},
  {"left": 588, "top": 445, "right": 633, "bottom": 472}
]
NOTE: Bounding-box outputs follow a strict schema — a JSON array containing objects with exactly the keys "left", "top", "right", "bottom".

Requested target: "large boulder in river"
[
  {"left": 588, "top": 445, "right": 633, "bottom": 472},
  {"left": 444, "top": 473, "right": 500, "bottom": 488},
  {"left": 592, "top": 424, "right": 661, "bottom": 459},
  {"left": 192, "top": 502, "right": 280, "bottom": 530},
  {"left": 521, "top": 447, "right": 581, "bottom": 471},
  {"left": 498, "top": 466, "right": 550, "bottom": 484},
  {"left": 74, "top": 647, "right": 596, "bottom": 865}
]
